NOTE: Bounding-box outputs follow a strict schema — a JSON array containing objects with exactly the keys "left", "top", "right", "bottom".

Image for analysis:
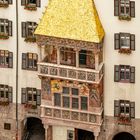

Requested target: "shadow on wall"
[{"left": 113, "top": 132, "right": 136, "bottom": 140}]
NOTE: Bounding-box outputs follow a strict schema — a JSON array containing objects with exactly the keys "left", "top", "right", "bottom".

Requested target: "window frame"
[
  {"left": 21, "top": 87, "right": 41, "bottom": 106},
  {"left": 0, "top": 84, "right": 12, "bottom": 103},
  {"left": 0, "top": 50, "right": 13, "bottom": 68},
  {"left": 53, "top": 87, "right": 88, "bottom": 111},
  {"left": 114, "top": 0, "right": 135, "bottom": 19},
  {"left": 114, "top": 33, "right": 135, "bottom": 53},
  {"left": 114, "top": 65, "right": 135, "bottom": 83},
  {"left": 114, "top": 100, "right": 135, "bottom": 123},
  {"left": 22, "top": 53, "right": 38, "bottom": 71}
]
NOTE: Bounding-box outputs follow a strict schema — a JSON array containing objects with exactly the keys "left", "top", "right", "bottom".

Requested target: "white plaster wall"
[
  {"left": 0, "top": 1, "right": 48, "bottom": 103},
  {"left": 53, "top": 126, "right": 74, "bottom": 140},
  {"left": 0, "top": 2, "right": 17, "bottom": 103},
  {"left": 95, "top": 0, "right": 140, "bottom": 118},
  {"left": 17, "top": 0, "right": 48, "bottom": 103}
]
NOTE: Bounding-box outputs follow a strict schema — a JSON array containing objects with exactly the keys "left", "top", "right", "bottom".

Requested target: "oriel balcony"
[{"left": 38, "top": 46, "right": 104, "bottom": 84}]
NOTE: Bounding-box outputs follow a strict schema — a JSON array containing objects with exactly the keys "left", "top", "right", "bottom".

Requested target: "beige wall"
[
  {"left": 95, "top": 0, "right": 140, "bottom": 118},
  {"left": 53, "top": 126, "right": 74, "bottom": 140}
]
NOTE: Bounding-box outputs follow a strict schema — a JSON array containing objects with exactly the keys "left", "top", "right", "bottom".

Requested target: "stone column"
[
  {"left": 57, "top": 47, "right": 60, "bottom": 65},
  {"left": 74, "top": 48, "right": 80, "bottom": 68},
  {"left": 95, "top": 53, "right": 99, "bottom": 71},
  {"left": 94, "top": 132, "right": 99, "bottom": 140},
  {"left": 44, "top": 125, "right": 48, "bottom": 140}
]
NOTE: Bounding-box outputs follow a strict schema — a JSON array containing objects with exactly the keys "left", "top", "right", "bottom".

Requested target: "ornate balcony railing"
[
  {"left": 41, "top": 106, "right": 103, "bottom": 126},
  {"left": 38, "top": 62, "right": 104, "bottom": 83}
]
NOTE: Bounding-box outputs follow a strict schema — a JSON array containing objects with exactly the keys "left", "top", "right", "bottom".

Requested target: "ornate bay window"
[
  {"left": 53, "top": 86, "right": 88, "bottom": 111},
  {"left": 79, "top": 50, "right": 95, "bottom": 69},
  {"left": 60, "top": 47, "right": 76, "bottom": 66}
]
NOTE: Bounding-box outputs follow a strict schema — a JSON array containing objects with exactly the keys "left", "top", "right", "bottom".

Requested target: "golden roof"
[{"left": 35, "top": 0, "right": 105, "bottom": 43}]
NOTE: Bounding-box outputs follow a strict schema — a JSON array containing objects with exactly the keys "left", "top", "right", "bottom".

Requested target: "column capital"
[{"left": 94, "top": 131, "right": 99, "bottom": 137}]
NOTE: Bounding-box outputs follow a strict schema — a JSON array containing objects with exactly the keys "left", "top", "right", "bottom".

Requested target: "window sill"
[
  {"left": 118, "top": 117, "right": 131, "bottom": 125},
  {"left": 24, "top": 37, "right": 36, "bottom": 43},
  {"left": 24, "top": 4, "right": 37, "bottom": 11},
  {"left": 0, "top": 3, "right": 9, "bottom": 8},
  {"left": 24, "top": 104, "right": 37, "bottom": 109},
  {"left": 0, "top": 101, "right": 9, "bottom": 106},
  {"left": 119, "top": 15, "right": 131, "bottom": 21},
  {"left": 119, "top": 48, "right": 131, "bottom": 54},
  {"left": 0, "top": 34, "right": 9, "bottom": 40}
]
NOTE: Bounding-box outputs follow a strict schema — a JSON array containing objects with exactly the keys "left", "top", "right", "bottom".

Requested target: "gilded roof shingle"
[{"left": 35, "top": 0, "right": 105, "bottom": 43}]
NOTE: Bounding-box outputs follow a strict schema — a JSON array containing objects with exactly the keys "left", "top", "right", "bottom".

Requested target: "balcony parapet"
[
  {"left": 41, "top": 105, "right": 103, "bottom": 126},
  {"left": 38, "top": 62, "right": 104, "bottom": 84}
]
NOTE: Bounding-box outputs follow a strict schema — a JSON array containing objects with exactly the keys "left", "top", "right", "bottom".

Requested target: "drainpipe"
[{"left": 15, "top": 0, "right": 19, "bottom": 139}]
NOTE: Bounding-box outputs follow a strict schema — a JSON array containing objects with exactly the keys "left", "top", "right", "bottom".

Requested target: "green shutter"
[
  {"left": 114, "top": 33, "right": 120, "bottom": 50},
  {"left": 8, "top": 52, "right": 13, "bottom": 68},
  {"left": 114, "top": 65, "right": 120, "bottom": 82},
  {"left": 36, "top": 0, "right": 41, "bottom": 7},
  {"left": 130, "top": 1, "right": 135, "bottom": 18},
  {"left": 22, "top": 53, "right": 27, "bottom": 69},
  {"left": 130, "top": 34, "right": 135, "bottom": 50},
  {"left": 130, "top": 66, "right": 135, "bottom": 83},
  {"left": 114, "top": 100, "right": 120, "bottom": 117},
  {"left": 8, "top": 20, "right": 12, "bottom": 36},
  {"left": 114, "top": 0, "right": 119, "bottom": 16},
  {"left": 21, "top": 0, "right": 26, "bottom": 6},
  {"left": 21, "top": 22, "right": 27, "bottom": 38},
  {"left": 130, "top": 102, "right": 135, "bottom": 118},
  {"left": 21, "top": 88, "right": 27, "bottom": 104},
  {"left": 8, "top": 0, "right": 13, "bottom": 4},
  {"left": 8, "top": 86, "right": 13, "bottom": 103},
  {"left": 37, "top": 89, "right": 41, "bottom": 105}
]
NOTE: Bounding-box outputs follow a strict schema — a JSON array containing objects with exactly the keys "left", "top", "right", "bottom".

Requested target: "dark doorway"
[
  {"left": 23, "top": 117, "right": 45, "bottom": 140},
  {"left": 75, "top": 129, "right": 94, "bottom": 140},
  {"left": 113, "top": 132, "right": 136, "bottom": 140}
]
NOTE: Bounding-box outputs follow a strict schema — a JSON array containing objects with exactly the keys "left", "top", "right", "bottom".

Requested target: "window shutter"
[
  {"left": 36, "top": 0, "right": 41, "bottom": 7},
  {"left": 37, "top": 89, "right": 41, "bottom": 105},
  {"left": 8, "top": 86, "right": 13, "bottom": 103},
  {"left": 35, "top": 54, "right": 38, "bottom": 71},
  {"left": 22, "top": 22, "right": 27, "bottom": 38},
  {"left": 130, "top": 34, "right": 135, "bottom": 50},
  {"left": 114, "top": 100, "right": 120, "bottom": 117},
  {"left": 130, "top": 1, "right": 135, "bottom": 18},
  {"left": 114, "top": 0, "right": 119, "bottom": 16},
  {"left": 22, "top": 53, "right": 27, "bottom": 69},
  {"left": 8, "top": 21, "right": 12, "bottom": 36},
  {"left": 114, "top": 33, "right": 120, "bottom": 50},
  {"left": 114, "top": 65, "right": 120, "bottom": 82},
  {"left": 130, "top": 102, "right": 135, "bottom": 118},
  {"left": 130, "top": 66, "right": 135, "bottom": 83},
  {"left": 21, "top": 0, "right": 26, "bottom": 6},
  {"left": 8, "top": 0, "right": 13, "bottom": 4},
  {"left": 21, "top": 88, "right": 27, "bottom": 104},
  {"left": 8, "top": 52, "right": 13, "bottom": 68}
]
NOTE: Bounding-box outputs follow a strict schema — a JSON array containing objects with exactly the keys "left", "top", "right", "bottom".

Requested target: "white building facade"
[{"left": 0, "top": 0, "right": 139, "bottom": 140}]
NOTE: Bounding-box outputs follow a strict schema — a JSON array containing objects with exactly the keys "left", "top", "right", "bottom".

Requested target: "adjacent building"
[{"left": 0, "top": 0, "right": 139, "bottom": 140}]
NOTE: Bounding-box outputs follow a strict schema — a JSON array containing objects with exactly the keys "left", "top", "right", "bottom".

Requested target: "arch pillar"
[
  {"left": 44, "top": 125, "right": 53, "bottom": 140},
  {"left": 94, "top": 131, "right": 99, "bottom": 140}
]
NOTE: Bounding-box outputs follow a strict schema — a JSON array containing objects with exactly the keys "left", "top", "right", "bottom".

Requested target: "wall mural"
[
  {"left": 51, "top": 80, "right": 89, "bottom": 96},
  {"left": 42, "top": 78, "right": 51, "bottom": 100},
  {"left": 89, "top": 85, "right": 101, "bottom": 107}
]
